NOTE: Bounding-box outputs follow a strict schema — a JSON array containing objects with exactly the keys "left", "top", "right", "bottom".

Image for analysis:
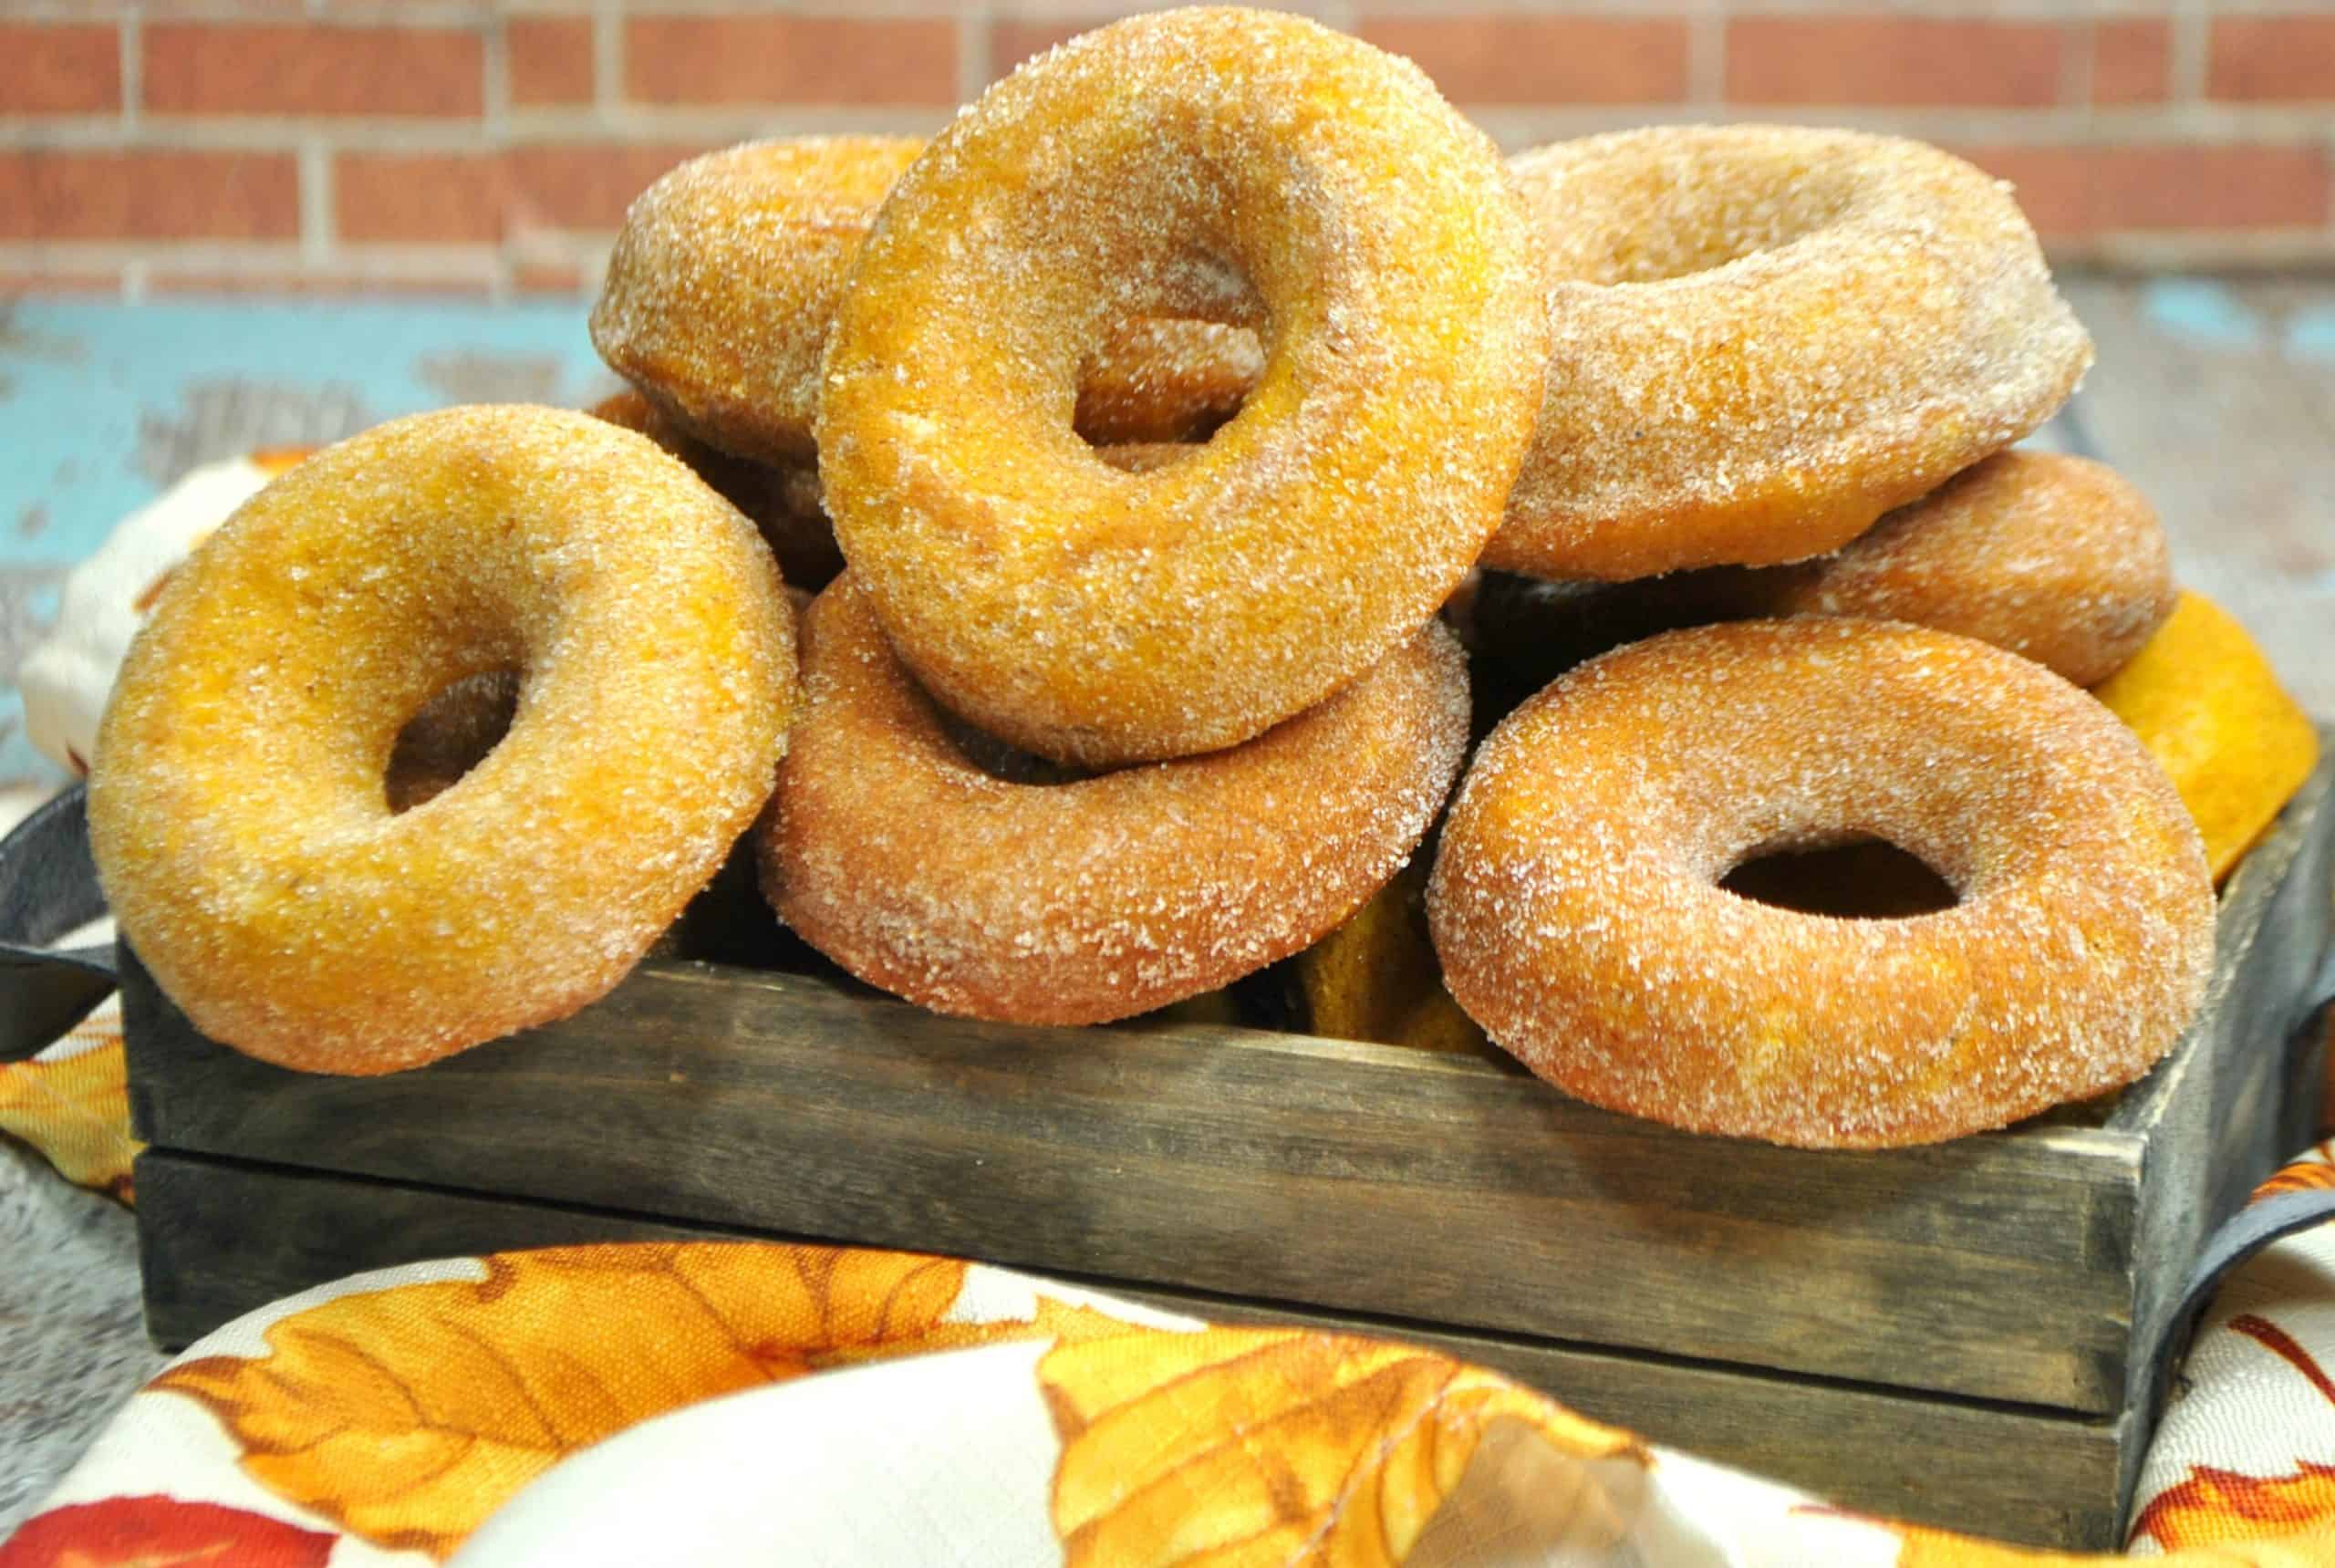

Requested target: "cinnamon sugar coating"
[
  {"left": 818, "top": 8, "right": 1547, "bottom": 765},
  {"left": 587, "top": 389, "right": 842, "bottom": 589},
  {"left": 1742, "top": 451, "right": 2175, "bottom": 685},
  {"left": 1427, "top": 618, "right": 2215, "bottom": 1148},
  {"left": 761, "top": 579, "right": 1469, "bottom": 1025},
  {"left": 1473, "top": 451, "right": 2176, "bottom": 694},
  {"left": 1490, "top": 126, "right": 2093, "bottom": 581},
  {"left": 589, "top": 138, "right": 1261, "bottom": 464},
  {"left": 88, "top": 406, "right": 797, "bottom": 1075}
]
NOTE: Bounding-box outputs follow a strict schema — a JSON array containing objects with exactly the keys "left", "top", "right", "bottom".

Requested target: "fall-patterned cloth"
[{"left": 0, "top": 1207, "right": 2328, "bottom": 1565}]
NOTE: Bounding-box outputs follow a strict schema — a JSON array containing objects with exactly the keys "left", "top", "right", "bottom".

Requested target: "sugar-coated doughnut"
[
  {"left": 1489, "top": 126, "right": 2092, "bottom": 581},
  {"left": 88, "top": 406, "right": 797, "bottom": 1075},
  {"left": 819, "top": 8, "right": 1546, "bottom": 766},
  {"left": 1292, "top": 857, "right": 1489, "bottom": 1056},
  {"left": 1428, "top": 618, "right": 2216, "bottom": 1148},
  {"left": 1721, "top": 451, "right": 2174, "bottom": 685},
  {"left": 1471, "top": 451, "right": 2175, "bottom": 696},
  {"left": 586, "top": 389, "right": 841, "bottom": 589},
  {"left": 589, "top": 137, "right": 1261, "bottom": 464},
  {"left": 2095, "top": 591, "right": 2321, "bottom": 882},
  {"left": 760, "top": 578, "right": 1469, "bottom": 1025}
]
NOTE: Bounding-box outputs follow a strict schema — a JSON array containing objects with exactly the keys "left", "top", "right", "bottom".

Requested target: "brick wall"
[{"left": 1, "top": 2, "right": 2331, "bottom": 298}]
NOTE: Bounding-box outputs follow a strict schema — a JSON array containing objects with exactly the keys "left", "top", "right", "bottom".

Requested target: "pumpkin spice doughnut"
[
  {"left": 586, "top": 389, "right": 842, "bottom": 589},
  {"left": 819, "top": 8, "right": 1546, "bottom": 766},
  {"left": 2096, "top": 591, "right": 2321, "bottom": 882},
  {"left": 1473, "top": 451, "right": 2176, "bottom": 693},
  {"left": 1489, "top": 126, "right": 2093, "bottom": 581},
  {"left": 760, "top": 579, "right": 1469, "bottom": 1025},
  {"left": 88, "top": 406, "right": 796, "bottom": 1075},
  {"left": 1428, "top": 618, "right": 2216, "bottom": 1148},
  {"left": 590, "top": 137, "right": 1261, "bottom": 463}
]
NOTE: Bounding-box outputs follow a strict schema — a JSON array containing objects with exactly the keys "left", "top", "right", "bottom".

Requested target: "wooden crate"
[{"left": 126, "top": 741, "right": 2335, "bottom": 1552}]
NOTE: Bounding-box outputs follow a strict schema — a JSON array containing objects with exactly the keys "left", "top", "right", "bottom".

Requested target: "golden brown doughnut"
[
  {"left": 589, "top": 138, "right": 1261, "bottom": 463},
  {"left": 818, "top": 8, "right": 1547, "bottom": 766},
  {"left": 759, "top": 578, "right": 1469, "bottom": 1025},
  {"left": 1489, "top": 126, "right": 2092, "bottom": 581},
  {"left": 586, "top": 389, "right": 842, "bottom": 589},
  {"left": 1472, "top": 451, "right": 2175, "bottom": 695},
  {"left": 2095, "top": 591, "right": 2321, "bottom": 882},
  {"left": 1428, "top": 618, "right": 2216, "bottom": 1148},
  {"left": 88, "top": 406, "right": 796, "bottom": 1075}
]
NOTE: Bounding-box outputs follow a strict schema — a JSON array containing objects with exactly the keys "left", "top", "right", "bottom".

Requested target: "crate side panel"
[{"left": 126, "top": 953, "right": 2143, "bottom": 1410}]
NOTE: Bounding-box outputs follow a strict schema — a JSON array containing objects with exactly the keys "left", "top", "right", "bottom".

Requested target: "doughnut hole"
[
  {"left": 385, "top": 669, "right": 524, "bottom": 815},
  {"left": 1074, "top": 317, "right": 1263, "bottom": 452},
  {"left": 1719, "top": 836, "right": 1960, "bottom": 921}
]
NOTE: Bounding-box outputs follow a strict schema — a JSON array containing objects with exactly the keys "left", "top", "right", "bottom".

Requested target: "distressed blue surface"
[
  {"left": 0, "top": 300, "right": 607, "bottom": 783},
  {"left": 0, "top": 300, "right": 606, "bottom": 568},
  {"left": 2287, "top": 303, "right": 2335, "bottom": 365},
  {"left": 2139, "top": 277, "right": 2265, "bottom": 351}
]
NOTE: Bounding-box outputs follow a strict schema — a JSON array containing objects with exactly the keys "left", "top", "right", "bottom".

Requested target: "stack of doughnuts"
[{"left": 91, "top": 6, "right": 2294, "bottom": 1151}]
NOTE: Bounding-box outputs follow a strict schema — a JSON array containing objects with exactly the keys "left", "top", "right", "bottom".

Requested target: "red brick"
[
  {"left": 336, "top": 151, "right": 506, "bottom": 243},
  {"left": 143, "top": 23, "right": 483, "bottom": 116},
  {"left": 512, "top": 258, "right": 586, "bottom": 294},
  {"left": 335, "top": 145, "right": 701, "bottom": 243},
  {"left": 2208, "top": 16, "right": 2335, "bottom": 102},
  {"left": 988, "top": 17, "right": 1092, "bottom": 78},
  {"left": 506, "top": 144, "right": 703, "bottom": 231},
  {"left": 625, "top": 16, "right": 955, "bottom": 106},
  {"left": 2093, "top": 18, "right": 2171, "bottom": 105},
  {"left": 0, "top": 24, "right": 119, "bottom": 113},
  {"left": 1726, "top": 16, "right": 2063, "bottom": 108},
  {"left": 1358, "top": 15, "right": 1689, "bottom": 104},
  {"left": 0, "top": 270, "right": 123, "bottom": 295},
  {"left": 0, "top": 150, "right": 299, "bottom": 240},
  {"left": 507, "top": 15, "right": 593, "bottom": 107},
  {"left": 148, "top": 269, "right": 493, "bottom": 297},
  {"left": 1962, "top": 145, "right": 2331, "bottom": 238}
]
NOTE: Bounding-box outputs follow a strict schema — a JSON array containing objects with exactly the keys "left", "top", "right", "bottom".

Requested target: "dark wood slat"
[
  {"left": 134, "top": 1150, "right": 2125, "bottom": 1551},
  {"left": 124, "top": 949, "right": 2146, "bottom": 1412}
]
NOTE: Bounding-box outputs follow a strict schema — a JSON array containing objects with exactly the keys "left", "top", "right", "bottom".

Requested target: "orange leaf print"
[
  {"left": 2254, "top": 1152, "right": 2335, "bottom": 1205},
  {"left": 0, "top": 1034, "right": 140, "bottom": 1202},
  {"left": 2133, "top": 1463, "right": 2335, "bottom": 1556},
  {"left": 151, "top": 1241, "right": 1114, "bottom": 1560},
  {"left": 1039, "top": 1325, "right": 1645, "bottom": 1565}
]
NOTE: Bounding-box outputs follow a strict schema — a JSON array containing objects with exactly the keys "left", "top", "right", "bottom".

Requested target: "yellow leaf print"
[
  {"left": 0, "top": 1034, "right": 140, "bottom": 1201},
  {"left": 1040, "top": 1325, "right": 1645, "bottom": 1565},
  {"left": 153, "top": 1241, "right": 1119, "bottom": 1559}
]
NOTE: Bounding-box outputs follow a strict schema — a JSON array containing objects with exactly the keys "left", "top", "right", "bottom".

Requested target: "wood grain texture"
[
  {"left": 133, "top": 1149, "right": 2126, "bottom": 1550},
  {"left": 123, "top": 950, "right": 2146, "bottom": 1412}
]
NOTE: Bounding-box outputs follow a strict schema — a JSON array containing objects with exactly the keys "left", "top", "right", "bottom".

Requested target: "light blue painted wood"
[{"left": 0, "top": 300, "right": 610, "bottom": 784}]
